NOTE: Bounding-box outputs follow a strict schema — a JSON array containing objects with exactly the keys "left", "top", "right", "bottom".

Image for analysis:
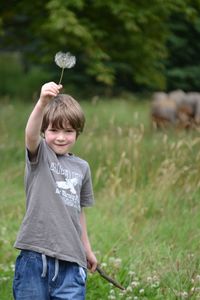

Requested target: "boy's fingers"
[
  {"left": 91, "top": 264, "right": 97, "bottom": 273},
  {"left": 87, "top": 261, "right": 97, "bottom": 273}
]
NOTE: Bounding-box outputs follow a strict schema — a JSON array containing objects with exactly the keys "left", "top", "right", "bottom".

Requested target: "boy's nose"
[{"left": 57, "top": 132, "right": 66, "bottom": 140}]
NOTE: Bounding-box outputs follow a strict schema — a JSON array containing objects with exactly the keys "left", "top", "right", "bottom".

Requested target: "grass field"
[{"left": 0, "top": 95, "right": 199, "bottom": 299}]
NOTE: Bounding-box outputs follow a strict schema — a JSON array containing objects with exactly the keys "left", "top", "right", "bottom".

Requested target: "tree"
[
  {"left": 165, "top": 1, "right": 200, "bottom": 91},
  {"left": 0, "top": 0, "right": 198, "bottom": 91}
]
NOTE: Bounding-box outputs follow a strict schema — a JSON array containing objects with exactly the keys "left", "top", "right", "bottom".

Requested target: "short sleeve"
[
  {"left": 26, "top": 139, "right": 45, "bottom": 168},
  {"left": 80, "top": 164, "right": 94, "bottom": 207}
]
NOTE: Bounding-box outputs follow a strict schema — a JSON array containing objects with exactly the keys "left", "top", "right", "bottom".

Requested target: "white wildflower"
[
  {"left": 0, "top": 276, "right": 10, "bottom": 282},
  {"left": 113, "top": 258, "right": 122, "bottom": 268},
  {"left": 196, "top": 274, "right": 200, "bottom": 282},
  {"left": 134, "top": 277, "right": 139, "bottom": 281},
  {"left": 131, "top": 281, "right": 139, "bottom": 288},
  {"left": 128, "top": 270, "right": 136, "bottom": 277},
  {"left": 108, "top": 257, "right": 115, "bottom": 264},
  {"left": 139, "top": 288, "right": 144, "bottom": 294},
  {"left": 151, "top": 281, "right": 160, "bottom": 288},
  {"left": 147, "top": 276, "right": 152, "bottom": 283},
  {"left": 126, "top": 286, "right": 133, "bottom": 292},
  {"left": 119, "top": 292, "right": 125, "bottom": 297},
  {"left": 10, "top": 263, "right": 15, "bottom": 271},
  {"left": 153, "top": 275, "right": 159, "bottom": 281},
  {"left": 108, "top": 295, "right": 116, "bottom": 300},
  {"left": 181, "top": 291, "right": 188, "bottom": 298},
  {"left": 100, "top": 262, "right": 107, "bottom": 268}
]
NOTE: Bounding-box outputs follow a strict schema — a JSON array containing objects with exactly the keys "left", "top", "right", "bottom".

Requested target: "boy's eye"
[{"left": 65, "top": 128, "right": 75, "bottom": 133}]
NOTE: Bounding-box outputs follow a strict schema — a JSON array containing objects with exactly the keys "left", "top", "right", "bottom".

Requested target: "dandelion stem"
[{"left": 58, "top": 68, "right": 64, "bottom": 85}]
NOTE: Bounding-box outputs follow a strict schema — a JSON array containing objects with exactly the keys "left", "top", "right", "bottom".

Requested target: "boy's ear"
[{"left": 76, "top": 131, "right": 81, "bottom": 140}]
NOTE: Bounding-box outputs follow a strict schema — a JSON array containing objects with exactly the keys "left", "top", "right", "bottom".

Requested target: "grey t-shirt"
[{"left": 14, "top": 139, "right": 94, "bottom": 268}]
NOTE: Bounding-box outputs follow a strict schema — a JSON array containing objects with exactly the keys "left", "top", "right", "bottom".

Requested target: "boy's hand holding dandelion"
[{"left": 39, "top": 82, "right": 62, "bottom": 107}]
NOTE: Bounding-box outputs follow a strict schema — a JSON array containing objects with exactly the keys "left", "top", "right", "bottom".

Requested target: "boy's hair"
[{"left": 41, "top": 94, "right": 85, "bottom": 136}]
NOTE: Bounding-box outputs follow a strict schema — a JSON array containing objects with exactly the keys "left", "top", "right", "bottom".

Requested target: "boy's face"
[{"left": 44, "top": 123, "right": 77, "bottom": 155}]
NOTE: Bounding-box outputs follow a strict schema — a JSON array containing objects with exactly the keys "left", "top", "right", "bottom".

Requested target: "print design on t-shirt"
[
  {"left": 56, "top": 178, "right": 78, "bottom": 194},
  {"left": 50, "top": 162, "right": 83, "bottom": 211}
]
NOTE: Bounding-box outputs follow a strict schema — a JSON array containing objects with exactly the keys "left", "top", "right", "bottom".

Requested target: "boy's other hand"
[
  {"left": 39, "top": 82, "right": 63, "bottom": 106},
  {"left": 87, "top": 251, "right": 98, "bottom": 273}
]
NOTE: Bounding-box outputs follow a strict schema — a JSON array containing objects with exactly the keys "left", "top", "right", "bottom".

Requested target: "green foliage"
[
  {"left": 0, "top": 52, "right": 52, "bottom": 99},
  {"left": 1, "top": 0, "right": 199, "bottom": 92},
  {"left": 165, "top": 2, "right": 200, "bottom": 91},
  {"left": 1, "top": 1, "right": 200, "bottom": 93},
  {"left": 0, "top": 97, "right": 200, "bottom": 299}
]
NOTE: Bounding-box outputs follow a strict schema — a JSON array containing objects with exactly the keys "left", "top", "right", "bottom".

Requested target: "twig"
[{"left": 96, "top": 265, "right": 125, "bottom": 290}]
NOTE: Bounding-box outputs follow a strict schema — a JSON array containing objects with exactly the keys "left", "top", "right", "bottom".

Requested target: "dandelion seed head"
[{"left": 55, "top": 52, "right": 76, "bottom": 69}]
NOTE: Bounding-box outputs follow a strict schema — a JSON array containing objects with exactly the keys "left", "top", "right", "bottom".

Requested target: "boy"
[{"left": 13, "top": 82, "right": 97, "bottom": 300}]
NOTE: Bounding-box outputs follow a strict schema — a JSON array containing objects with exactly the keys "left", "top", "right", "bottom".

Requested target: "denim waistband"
[{"left": 20, "top": 250, "right": 59, "bottom": 282}]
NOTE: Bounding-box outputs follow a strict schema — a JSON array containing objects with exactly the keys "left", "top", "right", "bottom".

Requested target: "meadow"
[{"left": 0, "top": 95, "right": 199, "bottom": 299}]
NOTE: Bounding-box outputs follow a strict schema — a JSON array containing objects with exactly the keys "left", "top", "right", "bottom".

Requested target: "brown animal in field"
[
  {"left": 168, "top": 90, "right": 191, "bottom": 128},
  {"left": 151, "top": 90, "right": 200, "bottom": 129},
  {"left": 151, "top": 92, "right": 177, "bottom": 129}
]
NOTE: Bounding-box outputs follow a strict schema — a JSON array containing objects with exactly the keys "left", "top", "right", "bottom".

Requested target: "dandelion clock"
[{"left": 55, "top": 52, "right": 76, "bottom": 85}]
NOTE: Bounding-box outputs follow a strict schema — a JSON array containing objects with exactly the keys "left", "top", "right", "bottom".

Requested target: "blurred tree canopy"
[{"left": 0, "top": 0, "right": 200, "bottom": 93}]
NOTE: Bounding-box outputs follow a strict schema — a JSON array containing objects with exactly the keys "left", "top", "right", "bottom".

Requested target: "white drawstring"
[
  {"left": 52, "top": 258, "right": 59, "bottom": 282},
  {"left": 41, "top": 254, "right": 48, "bottom": 278},
  {"left": 41, "top": 254, "right": 59, "bottom": 282}
]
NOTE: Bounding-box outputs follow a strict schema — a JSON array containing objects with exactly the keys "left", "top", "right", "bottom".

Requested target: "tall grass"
[{"left": 0, "top": 96, "right": 199, "bottom": 299}]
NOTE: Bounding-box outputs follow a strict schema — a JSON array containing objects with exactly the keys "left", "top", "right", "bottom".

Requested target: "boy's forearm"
[
  {"left": 80, "top": 210, "right": 92, "bottom": 253},
  {"left": 80, "top": 209, "right": 98, "bottom": 272},
  {"left": 25, "top": 82, "right": 62, "bottom": 153},
  {"left": 25, "top": 100, "right": 46, "bottom": 152}
]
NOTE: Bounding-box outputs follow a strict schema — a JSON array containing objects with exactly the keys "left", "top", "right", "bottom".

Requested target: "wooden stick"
[{"left": 96, "top": 265, "right": 125, "bottom": 290}]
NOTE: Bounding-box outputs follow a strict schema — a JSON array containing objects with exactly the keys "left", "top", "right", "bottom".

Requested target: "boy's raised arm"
[{"left": 25, "top": 82, "right": 62, "bottom": 155}]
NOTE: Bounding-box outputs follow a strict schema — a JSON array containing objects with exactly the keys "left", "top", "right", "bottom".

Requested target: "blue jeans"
[{"left": 13, "top": 250, "right": 87, "bottom": 300}]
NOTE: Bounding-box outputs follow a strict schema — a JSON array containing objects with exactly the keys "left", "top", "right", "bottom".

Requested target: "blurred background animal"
[{"left": 151, "top": 90, "right": 200, "bottom": 129}]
